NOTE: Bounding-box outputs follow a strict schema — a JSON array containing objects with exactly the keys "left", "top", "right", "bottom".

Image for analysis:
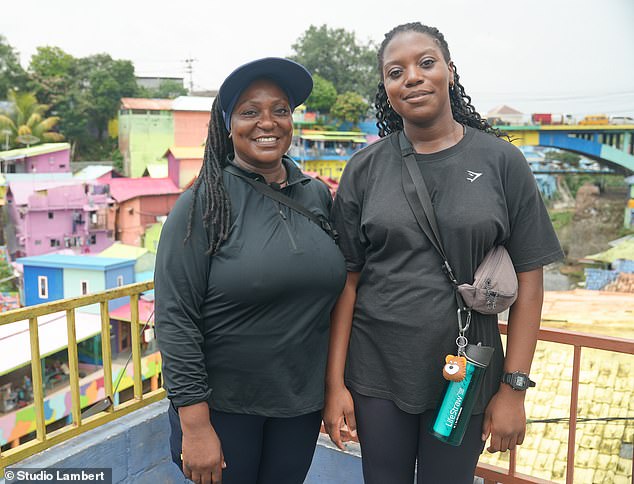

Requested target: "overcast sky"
[{"left": 2, "top": 0, "right": 633, "bottom": 118}]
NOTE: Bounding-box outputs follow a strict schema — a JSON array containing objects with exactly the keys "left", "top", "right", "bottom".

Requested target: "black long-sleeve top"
[{"left": 154, "top": 157, "right": 346, "bottom": 416}]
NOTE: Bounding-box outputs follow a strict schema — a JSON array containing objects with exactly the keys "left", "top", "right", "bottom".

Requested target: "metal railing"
[
  {"left": 0, "top": 282, "right": 165, "bottom": 476},
  {"left": 476, "top": 322, "right": 634, "bottom": 484}
]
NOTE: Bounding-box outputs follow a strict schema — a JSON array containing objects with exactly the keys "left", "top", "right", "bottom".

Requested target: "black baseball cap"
[{"left": 218, "top": 57, "right": 313, "bottom": 131}]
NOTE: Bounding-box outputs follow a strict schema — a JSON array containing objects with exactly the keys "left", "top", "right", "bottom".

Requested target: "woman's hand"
[
  {"left": 181, "top": 423, "right": 226, "bottom": 484},
  {"left": 481, "top": 385, "right": 527, "bottom": 453},
  {"left": 323, "top": 383, "right": 357, "bottom": 450}
]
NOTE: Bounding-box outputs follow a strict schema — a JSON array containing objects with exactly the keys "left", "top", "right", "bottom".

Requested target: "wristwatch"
[{"left": 501, "top": 371, "right": 536, "bottom": 391}]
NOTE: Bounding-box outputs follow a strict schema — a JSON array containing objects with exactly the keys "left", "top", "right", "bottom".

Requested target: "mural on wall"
[{"left": 0, "top": 352, "right": 161, "bottom": 445}]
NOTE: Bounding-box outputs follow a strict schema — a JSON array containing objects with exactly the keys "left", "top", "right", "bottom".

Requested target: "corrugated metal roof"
[
  {"left": 172, "top": 96, "right": 215, "bottom": 112},
  {"left": 165, "top": 146, "right": 205, "bottom": 160},
  {"left": 0, "top": 311, "right": 102, "bottom": 375},
  {"left": 120, "top": 98, "right": 173, "bottom": 110},
  {"left": 584, "top": 239, "right": 634, "bottom": 263},
  {"left": 17, "top": 254, "right": 134, "bottom": 270},
  {"left": 74, "top": 165, "right": 115, "bottom": 180},
  {"left": 8, "top": 179, "right": 87, "bottom": 206},
  {"left": 0, "top": 143, "right": 71, "bottom": 160},
  {"left": 106, "top": 177, "right": 180, "bottom": 202},
  {"left": 98, "top": 242, "right": 149, "bottom": 260},
  {"left": 487, "top": 104, "right": 523, "bottom": 116}
]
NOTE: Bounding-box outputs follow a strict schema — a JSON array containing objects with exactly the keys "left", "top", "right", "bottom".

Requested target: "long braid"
[
  {"left": 185, "top": 97, "right": 234, "bottom": 254},
  {"left": 374, "top": 22, "right": 503, "bottom": 138}
]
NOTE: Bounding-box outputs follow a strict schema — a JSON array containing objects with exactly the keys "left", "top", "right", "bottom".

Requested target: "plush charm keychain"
[{"left": 442, "top": 354, "right": 467, "bottom": 381}]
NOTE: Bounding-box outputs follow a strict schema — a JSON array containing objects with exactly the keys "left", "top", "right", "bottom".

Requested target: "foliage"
[
  {"left": 563, "top": 174, "right": 626, "bottom": 198},
  {"left": 291, "top": 25, "right": 378, "bottom": 102},
  {"left": 549, "top": 210, "right": 574, "bottom": 231},
  {"left": 139, "top": 80, "right": 188, "bottom": 99},
  {"left": 0, "top": 259, "right": 17, "bottom": 293},
  {"left": 0, "top": 35, "right": 29, "bottom": 99},
  {"left": 305, "top": 74, "right": 337, "bottom": 113},
  {"left": 330, "top": 92, "right": 368, "bottom": 126},
  {"left": 0, "top": 90, "right": 64, "bottom": 149},
  {"left": 545, "top": 149, "right": 581, "bottom": 168}
]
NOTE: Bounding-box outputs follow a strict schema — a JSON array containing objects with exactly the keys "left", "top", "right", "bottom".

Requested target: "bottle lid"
[{"left": 465, "top": 343, "right": 495, "bottom": 368}]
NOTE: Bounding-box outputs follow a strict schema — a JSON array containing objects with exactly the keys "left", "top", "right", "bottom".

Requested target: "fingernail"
[
  {"left": 222, "top": 462, "right": 227, "bottom": 469},
  {"left": 350, "top": 429, "right": 357, "bottom": 437}
]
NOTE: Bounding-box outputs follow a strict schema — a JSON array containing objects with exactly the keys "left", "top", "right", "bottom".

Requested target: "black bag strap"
[
  {"left": 225, "top": 164, "right": 339, "bottom": 242},
  {"left": 398, "top": 132, "right": 467, "bottom": 313}
]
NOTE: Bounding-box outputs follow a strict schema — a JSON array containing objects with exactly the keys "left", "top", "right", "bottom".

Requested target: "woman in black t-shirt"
[{"left": 324, "top": 23, "right": 563, "bottom": 484}]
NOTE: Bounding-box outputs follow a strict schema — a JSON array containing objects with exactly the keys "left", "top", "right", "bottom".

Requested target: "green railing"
[{"left": 0, "top": 282, "right": 165, "bottom": 476}]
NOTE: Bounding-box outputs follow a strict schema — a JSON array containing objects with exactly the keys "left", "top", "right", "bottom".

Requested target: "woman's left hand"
[{"left": 481, "top": 385, "right": 527, "bottom": 453}]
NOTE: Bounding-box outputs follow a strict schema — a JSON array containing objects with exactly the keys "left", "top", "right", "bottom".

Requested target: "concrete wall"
[
  {"left": 23, "top": 265, "right": 64, "bottom": 306},
  {"left": 0, "top": 400, "right": 365, "bottom": 484}
]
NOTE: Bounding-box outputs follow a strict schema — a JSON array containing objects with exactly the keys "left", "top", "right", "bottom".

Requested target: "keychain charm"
[{"left": 442, "top": 354, "right": 467, "bottom": 381}]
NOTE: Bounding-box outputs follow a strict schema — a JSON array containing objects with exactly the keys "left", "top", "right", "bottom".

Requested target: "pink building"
[
  {"left": 5, "top": 180, "right": 115, "bottom": 258},
  {"left": 107, "top": 178, "right": 181, "bottom": 246},
  {"left": 0, "top": 143, "right": 71, "bottom": 174}
]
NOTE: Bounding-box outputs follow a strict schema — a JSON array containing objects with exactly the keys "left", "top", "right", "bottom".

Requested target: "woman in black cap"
[{"left": 155, "top": 57, "right": 346, "bottom": 484}]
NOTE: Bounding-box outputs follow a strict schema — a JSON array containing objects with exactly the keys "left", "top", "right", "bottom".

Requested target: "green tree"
[
  {"left": 0, "top": 259, "right": 17, "bottom": 293},
  {"left": 80, "top": 54, "right": 138, "bottom": 141},
  {"left": 330, "top": 91, "right": 368, "bottom": 127},
  {"left": 29, "top": 46, "right": 76, "bottom": 106},
  {"left": 139, "top": 80, "right": 188, "bottom": 99},
  {"left": 291, "top": 25, "right": 378, "bottom": 102},
  {"left": 545, "top": 149, "right": 581, "bottom": 168},
  {"left": 0, "top": 35, "right": 29, "bottom": 99},
  {"left": 305, "top": 74, "right": 337, "bottom": 113},
  {"left": 0, "top": 90, "right": 64, "bottom": 149}
]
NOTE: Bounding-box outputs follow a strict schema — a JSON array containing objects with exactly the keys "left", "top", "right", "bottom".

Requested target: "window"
[
  {"left": 89, "top": 234, "right": 97, "bottom": 245},
  {"left": 50, "top": 239, "right": 60, "bottom": 248},
  {"left": 117, "top": 275, "right": 124, "bottom": 287},
  {"left": 34, "top": 240, "right": 42, "bottom": 246},
  {"left": 81, "top": 281, "right": 89, "bottom": 295},
  {"left": 48, "top": 212, "right": 54, "bottom": 219},
  {"left": 38, "top": 276, "right": 48, "bottom": 299}
]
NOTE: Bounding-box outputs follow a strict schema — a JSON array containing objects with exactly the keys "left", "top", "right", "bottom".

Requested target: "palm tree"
[{"left": 0, "top": 90, "right": 64, "bottom": 150}]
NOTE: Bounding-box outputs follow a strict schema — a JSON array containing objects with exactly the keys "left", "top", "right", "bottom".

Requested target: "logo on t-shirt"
[{"left": 466, "top": 170, "right": 482, "bottom": 183}]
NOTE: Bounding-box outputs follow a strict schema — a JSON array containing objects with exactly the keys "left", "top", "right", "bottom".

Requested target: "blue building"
[{"left": 17, "top": 254, "right": 135, "bottom": 310}]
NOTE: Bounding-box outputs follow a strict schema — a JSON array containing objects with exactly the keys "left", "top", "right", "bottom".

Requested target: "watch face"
[{"left": 515, "top": 375, "right": 527, "bottom": 389}]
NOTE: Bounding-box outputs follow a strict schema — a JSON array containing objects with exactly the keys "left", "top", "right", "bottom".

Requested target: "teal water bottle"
[{"left": 430, "top": 343, "right": 495, "bottom": 446}]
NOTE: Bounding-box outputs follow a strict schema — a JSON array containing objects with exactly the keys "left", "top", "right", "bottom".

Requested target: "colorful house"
[
  {"left": 143, "top": 221, "right": 164, "bottom": 254},
  {"left": 290, "top": 130, "right": 369, "bottom": 181},
  {"left": 166, "top": 146, "right": 204, "bottom": 188},
  {"left": 5, "top": 180, "right": 115, "bottom": 258},
  {"left": 97, "top": 242, "right": 156, "bottom": 275},
  {"left": 106, "top": 178, "right": 181, "bottom": 246},
  {"left": 118, "top": 96, "right": 213, "bottom": 178},
  {"left": 0, "top": 143, "right": 71, "bottom": 174},
  {"left": 17, "top": 254, "right": 135, "bottom": 310}
]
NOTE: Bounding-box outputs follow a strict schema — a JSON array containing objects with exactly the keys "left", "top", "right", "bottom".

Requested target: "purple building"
[
  {"left": 0, "top": 143, "right": 71, "bottom": 174},
  {"left": 5, "top": 180, "right": 115, "bottom": 258}
]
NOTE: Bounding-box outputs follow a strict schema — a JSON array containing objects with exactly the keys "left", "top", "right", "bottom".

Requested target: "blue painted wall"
[
  {"left": 23, "top": 265, "right": 64, "bottom": 306},
  {"left": 105, "top": 265, "right": 135, "bottom": 311}
]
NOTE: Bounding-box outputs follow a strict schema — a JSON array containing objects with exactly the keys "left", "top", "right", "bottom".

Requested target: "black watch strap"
[{"left": 501, "top": 371, "right": 536, "bottom": 390}]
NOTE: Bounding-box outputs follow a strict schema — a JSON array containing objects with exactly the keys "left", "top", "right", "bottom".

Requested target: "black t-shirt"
[
  {"left": 155, "top": 157, "right": 346, "bottom": 416},
  {"left": 332, "top": 127, "right": 563, "bottom": 414}
]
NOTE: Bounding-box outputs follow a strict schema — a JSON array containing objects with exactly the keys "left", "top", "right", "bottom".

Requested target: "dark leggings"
[
  {"left": 353, "top": 391, "right": 485, "bottom": 484},
  {"left": 168, "top": 403, "right": 321, "bottom": 484}
]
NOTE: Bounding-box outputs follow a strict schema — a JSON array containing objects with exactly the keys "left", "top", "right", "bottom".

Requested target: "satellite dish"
[{"left": 16, "top": 134, "right": 40, "bottom": 147}]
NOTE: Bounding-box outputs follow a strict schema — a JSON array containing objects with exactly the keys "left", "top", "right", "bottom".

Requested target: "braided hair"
[
  {"left": 375, "top": 22, "right": 503, "bottom": 138},
  {"left": 185, "top": 97, "right": 233, "bottom": 254}
]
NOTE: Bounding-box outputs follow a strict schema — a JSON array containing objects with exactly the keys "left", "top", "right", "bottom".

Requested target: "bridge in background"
[{"left": 500, "top": 124, "right": 634, "bottom": 174}]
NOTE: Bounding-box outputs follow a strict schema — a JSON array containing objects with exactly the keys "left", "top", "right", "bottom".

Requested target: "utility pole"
[{"left": 183, "top": 57, "right": 197, "bottom": 94}]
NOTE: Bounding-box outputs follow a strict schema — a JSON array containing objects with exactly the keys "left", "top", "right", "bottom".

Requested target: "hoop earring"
[
  {"left": 386, "top": 99, "right": 393, "bottom": 110},
  {"left": 228, "top": 132, "right": 232, "bottom": 139}
]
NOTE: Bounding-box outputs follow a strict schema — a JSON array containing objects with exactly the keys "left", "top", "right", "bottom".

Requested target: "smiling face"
[
  {"left": 230, "top": 78, "right": 293, "bottom": 169},
  {"left": 381, "top": 31, "right": 454, "bottom": 128}
]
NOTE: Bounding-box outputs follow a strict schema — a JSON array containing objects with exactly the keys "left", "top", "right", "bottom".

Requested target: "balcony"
[{"left": 0, "top": 285, "right": 632, "bottom": 483}]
